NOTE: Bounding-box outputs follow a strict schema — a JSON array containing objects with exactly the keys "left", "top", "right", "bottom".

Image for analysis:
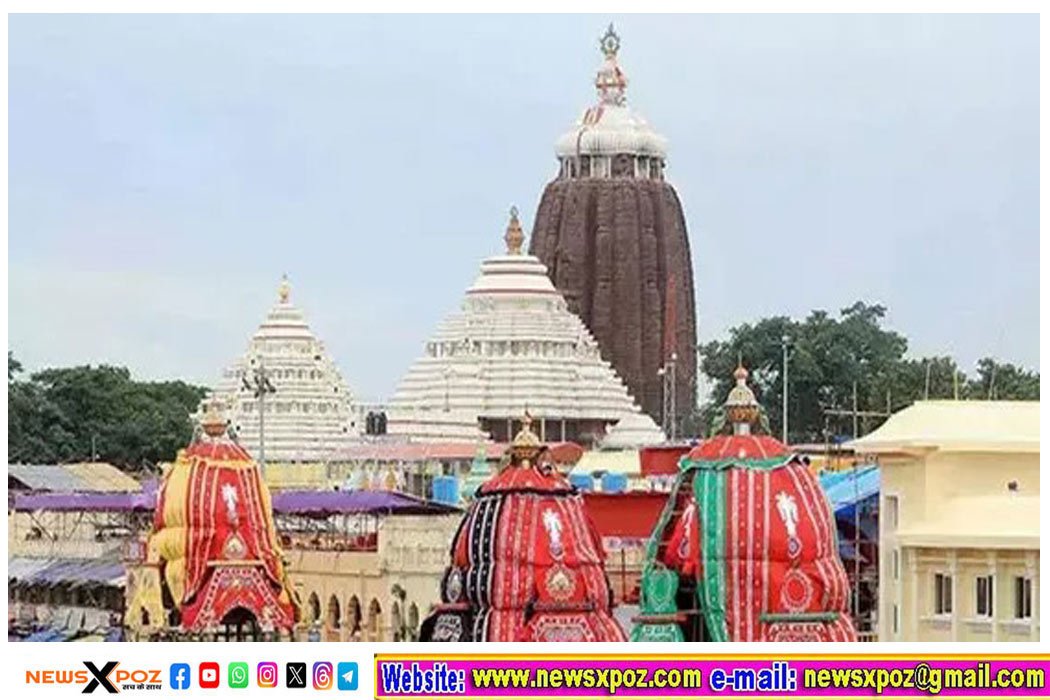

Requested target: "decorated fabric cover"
[
  {"left": 632, "top": 366, "right": 856, "bottom": 643},
  {"left": 421, "top": 416, "right": 626, "bottom": 642},
  {"left": 148, "top": 417, "right": 298, "bottom": 630}
]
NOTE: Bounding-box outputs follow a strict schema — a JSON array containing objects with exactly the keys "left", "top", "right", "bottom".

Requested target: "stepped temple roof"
[
  {"left": 199, "top": 277, "right": 361, "bottom": 463},
  {"left": 387, "top": 209, "right": 655, "bottom": 444}
]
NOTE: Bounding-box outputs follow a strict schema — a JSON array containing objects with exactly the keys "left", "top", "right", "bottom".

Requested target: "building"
[
  {"left": 255, "top": 443, "right": 488, "bottom": 496},
  {"left": 8, "top": 463, "right": 143, "bottom": 641},
  {"left": 198, "top": 276, "right": 362, "bottom": 464},
  {"left": 850, "top": 400, "right": 1039, "bottom": 642},
  {"left": 387, "top": 208, "right": 664, "bottom": 448},
  {"left": 268, "top": 491, "right": 460, "bottom": 642},
  {"left": 529, "top": 25, "right": 697, "bottom": 433}
]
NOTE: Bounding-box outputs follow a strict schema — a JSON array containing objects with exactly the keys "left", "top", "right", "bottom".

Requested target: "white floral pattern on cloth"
[{"left": 779, "top": 568, "right": 815, "bottom": 612}]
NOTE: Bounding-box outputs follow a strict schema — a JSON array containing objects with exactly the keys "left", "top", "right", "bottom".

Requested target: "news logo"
[
  {"left": 313, "top": 662, "right": 333, "bottom": 690},
  {"left": 169, "top": 663, "right": 191, "bottom": 690},
  {"left": 287, "top": 662, "right": 307, "bottom": 689},
  {"left": 337, "top": 662, "right": 359, "bottom": 691},
  {"left": 199, "top": 662, "right": 220, "bottom": 689},
  {"left": 228, "top": 662, "right": 249, "bottom": 689},
  {"left": 257, "top": 662, "right": 278, "bottom": 688}
]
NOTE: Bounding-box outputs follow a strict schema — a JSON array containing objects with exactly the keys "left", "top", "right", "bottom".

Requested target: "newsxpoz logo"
[{"left": 25, "top": 661, "right": 163, "bottom": 693}]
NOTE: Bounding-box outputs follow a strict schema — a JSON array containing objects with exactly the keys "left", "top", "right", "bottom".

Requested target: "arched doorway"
[
  {"left": 220, "top": 607, "right": 260, "bottom": 642},
  {"left": 407, "top": 603, "right": 420, "bottom": 642},
  {"left": 327, "top": 595, "right": 342, "bottom": 641},
  {"left": 367, "top": 599, "right": 382, "bottom": 641},
  {"left": 391, "top": 602, "right": 403, "bottom": 642},
  {"left": 307, "top": 592, "right": 321, "bottom": 624},
  {"left": 346, "top": 596, "right": 362, "bottom": 639}
]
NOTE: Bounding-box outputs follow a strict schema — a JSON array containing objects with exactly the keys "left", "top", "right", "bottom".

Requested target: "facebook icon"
[{"left": 169, "top": 663, "right": 191, "bottom": 690}]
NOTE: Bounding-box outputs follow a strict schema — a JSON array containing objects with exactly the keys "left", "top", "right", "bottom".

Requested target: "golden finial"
[
  {"left": 509, "top": 410, "right": 544, "bottom": 464},
  {"left": 734, "top": 352, "right": 748, "bottom": 383},
  {"left": 278, "top": 274, "right": 291, "bottom": 303},
  {"left": 504, "top": 206, "right": 525, "bottom": 255},
  {"left": 725, "top": 362, "right": 759, "bottom": 430},
  {"left": 200, "top": 401, "right": 228, "bottom": 438}
]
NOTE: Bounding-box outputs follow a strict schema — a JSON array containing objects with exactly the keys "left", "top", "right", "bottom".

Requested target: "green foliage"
[
  {"left": 9, "top": 351, "right": 22, "bottom": 381},
  {"left": 7, "top": 355, "right": 208, "bottom": 469},
  {"left": 699, "top": 303, "right": 1039, "bottom": 443}
]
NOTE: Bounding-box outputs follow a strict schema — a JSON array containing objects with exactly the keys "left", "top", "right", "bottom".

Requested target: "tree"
[
  {"left": 968, "top": 357, "right": 1039, "bottom": 400},
  {"left": 699, "top": 303, "right": 1038, "bottom": 443},
  {"left": 7, "top": 358, "right": 208, "bottom": 469}
]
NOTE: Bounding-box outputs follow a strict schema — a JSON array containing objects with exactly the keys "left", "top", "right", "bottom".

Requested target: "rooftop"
[
  {"left": 848, "top": 400, "right": 1039, "bottom": 454},
  {"left": 387, "top": 210, "right": 652, "bottom": 440},
  {"left": 8, "top": 463, "right": 140, "bottom": 493}
]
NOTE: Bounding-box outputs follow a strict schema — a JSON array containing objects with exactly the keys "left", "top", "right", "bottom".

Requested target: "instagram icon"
[
  {"left": 313, "top": 662, "right": 333, "bottom": 690},
  {"left": 257, "top": 662, "right": 278, "bottom": 688}
]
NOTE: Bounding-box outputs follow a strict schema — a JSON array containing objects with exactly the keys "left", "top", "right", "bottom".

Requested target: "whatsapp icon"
[{"left": 228, "top": 662, "right": 249, "bottom": 689}]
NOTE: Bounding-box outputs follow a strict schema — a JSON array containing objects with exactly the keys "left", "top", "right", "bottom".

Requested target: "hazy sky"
[{"left": 10, "top": 14, "right": 1039, "bottom": 402}]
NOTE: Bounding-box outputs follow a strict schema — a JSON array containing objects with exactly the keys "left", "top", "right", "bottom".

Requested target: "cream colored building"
[
  {"left": 284, "top": 513, "right": 460, "bottom": 642},
  {"left": 850, "top": 401, "right": 1039, "bottom": 642}
]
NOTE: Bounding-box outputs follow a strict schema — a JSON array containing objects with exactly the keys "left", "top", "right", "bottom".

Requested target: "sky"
[{"left": 9, "top": 14, "right": 1039, "bottom": 403}]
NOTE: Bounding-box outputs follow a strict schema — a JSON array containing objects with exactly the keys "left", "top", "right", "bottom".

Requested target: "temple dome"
[
  {"left": 387, "top": 209, "right": 652, "bottom": 445},
  {"left": 198, "top": 276, "right": 362, "bottom": 463},
  {"left": 554, "top": 25, "right": 668, "bottom": 160},
  {"left": 599, "top": 411, "right": 666, "bottom": 450}
]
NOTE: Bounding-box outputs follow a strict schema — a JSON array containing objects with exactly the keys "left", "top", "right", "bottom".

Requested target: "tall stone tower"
[{"left": 529, "top": 25, "right": 697, "bottom": 434}]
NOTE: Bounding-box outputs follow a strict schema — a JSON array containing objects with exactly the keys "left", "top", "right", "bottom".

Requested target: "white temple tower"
[
  {"left": 387, "top": 209, "right": 664, "bottom": 448},
  {"left": 198, "top": 276, "right": 362, "bottom": 463}
]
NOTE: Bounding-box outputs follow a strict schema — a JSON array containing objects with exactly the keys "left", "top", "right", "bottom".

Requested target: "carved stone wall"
[{"left": 530, "top": 177, "right": 696, "bottom": 430}]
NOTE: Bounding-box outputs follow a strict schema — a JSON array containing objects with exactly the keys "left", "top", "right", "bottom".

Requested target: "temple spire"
[
  {"left": 725, "top": 363, "right": 760, "bottom": 435},
  {"left": 278, "top": 274, "right": 291, "bottom": 304},
  {"left": 595, "top": 23, "right": 628, "bottom": 106},
  {"left": 504, "top": 206, "right": 525, "bottom": 255}
]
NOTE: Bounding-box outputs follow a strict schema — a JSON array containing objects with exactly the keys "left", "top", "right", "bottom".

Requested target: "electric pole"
[
  {"left": 243, "top": 359, "right": 276, "bottom": 476},
  {"left": 781, "top": 335, "right": 790, "bottom": 445},
  {"left": 658, "top": 353, "right": 678, "bottom": 441}
]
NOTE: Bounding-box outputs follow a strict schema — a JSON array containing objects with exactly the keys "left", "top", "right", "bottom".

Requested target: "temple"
[
  {"left": 129, "top": 408, "right": 299, "bottom": 639},
  {"left": 419, "top": 414, "right": 626, "bottom": 642},
  {"left": 387, "top": 209, "right": 664, "bottom": 448},
  {"left": 529, "top": 25, "right": 697, "bottom": 435},
  {"left": 198, "top": 276, "right": 362, "bottom": 464},
  {"left": 632, "top": 365, "right": 857, "bottom": 642}
]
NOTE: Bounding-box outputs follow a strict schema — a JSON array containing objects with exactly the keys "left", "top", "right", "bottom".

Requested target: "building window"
[
  {"left": 893, "top": 549, "right": 900, "bottom": 581},
  {"left": 975, "top": 575, "right": 994, "bottom": 618},
  {"left": 1014, "top": 577, "right": 1033, "bottom": 619},
  {"left": 892, "top": 603, "right": 899, "bottom": 635},
  {"left": 934, "top": 573, "right": 953, "bottom": 616},
  {"left": 884, "top": 495, "right": 899, "bottom": 531}
]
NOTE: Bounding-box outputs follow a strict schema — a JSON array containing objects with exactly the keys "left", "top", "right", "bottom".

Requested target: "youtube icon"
[{"left": 199, "top": 662, "right": 220, "bottom": 689}]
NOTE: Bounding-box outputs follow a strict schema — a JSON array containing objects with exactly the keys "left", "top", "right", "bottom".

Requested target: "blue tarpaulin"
[
  {"left": 22, "top": 628, "right": 69, "bottom": 642},
  {"left": 820, "top": 465, "right": 879, "bottom": 521}
]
